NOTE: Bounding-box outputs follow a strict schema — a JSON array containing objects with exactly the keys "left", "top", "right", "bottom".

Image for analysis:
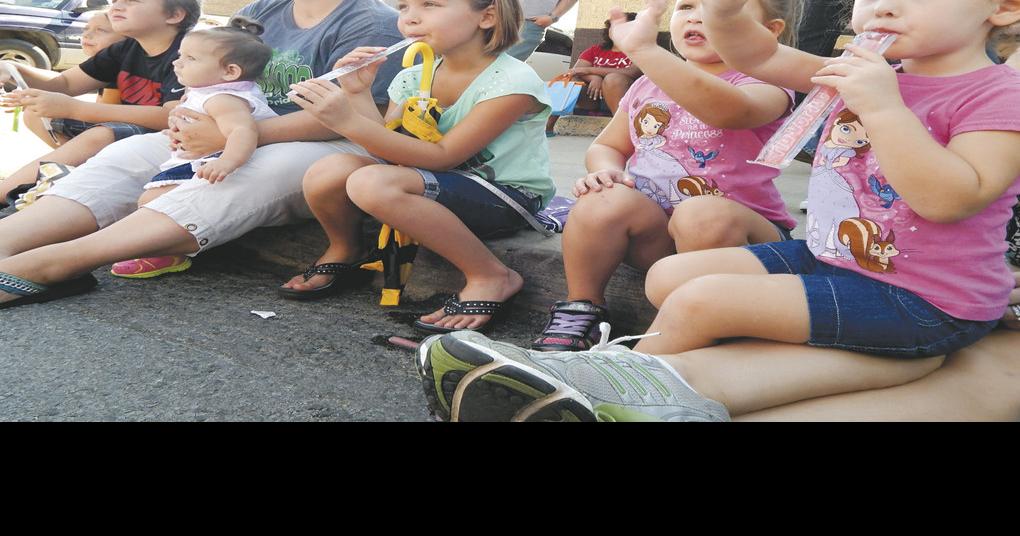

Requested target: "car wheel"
[{"left": 0, "top": 39, "right": 52, "bottom": 70}]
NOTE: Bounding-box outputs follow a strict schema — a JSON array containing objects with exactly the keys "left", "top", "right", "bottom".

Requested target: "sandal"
[
  {"left": 277, "top": 261, "right": 374, "bottom": 300},
  {"left": 0, "top": 271, "right": 98, "bottom": 309},
  {"left": 413, "top": 293, "right": 516, "bottom": 334},
  {"left": 531, "top": 300, "right": 609, "bottom": 352}
]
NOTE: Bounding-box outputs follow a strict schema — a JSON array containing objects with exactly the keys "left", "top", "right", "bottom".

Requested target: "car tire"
[{"left": 0, "top": 39, "right": 52, "bottom": 70}]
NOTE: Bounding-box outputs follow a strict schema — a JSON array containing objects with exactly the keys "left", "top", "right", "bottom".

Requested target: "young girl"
[
  {"left": 532, "top": 0, "right": 798, "bottom": 352},
  {"left": 413, "top": 0, "right": 1020, "bottom": 423},
  {"left": 279, "top": 0, "right": 554, "bottom": 333},
  {"left": 109, "top": 16, "right": 276, "bottom": 278}
]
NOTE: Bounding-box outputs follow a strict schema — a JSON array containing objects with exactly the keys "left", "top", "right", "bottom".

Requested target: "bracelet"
[{"left": 548, "top": 13, "right": 559, "bottom": 22}]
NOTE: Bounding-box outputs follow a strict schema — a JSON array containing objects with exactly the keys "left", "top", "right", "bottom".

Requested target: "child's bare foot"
[{"left": 418, "top": 268, "right": 524, "bottom": 331}]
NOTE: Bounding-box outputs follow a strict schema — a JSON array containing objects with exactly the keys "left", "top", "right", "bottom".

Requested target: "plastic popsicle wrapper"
[
  {"left": 749, "top": 32, "right": 897, "bottom": 169},
  {"left": 1, "top": 62, "right": 57, "bottom": 142},
  {"left": 286, "top": 37, "right": 420, "bottom": 100}
]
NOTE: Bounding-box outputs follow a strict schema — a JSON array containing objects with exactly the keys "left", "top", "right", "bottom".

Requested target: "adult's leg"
[
  {"left": 280, "top": 153, "right": 380, "bottom": 291},
  {"left": 563, "top": 185, "right": 672, "bottom": 306},
  {"left": 0, "top": 125, "right": 115, "bottom": 200},
  {"left": 136, "top": 185, "right": 177, "bottom": 207},
  {"left": 0, "top": 131, "right": 170, "bottom": 260},
  {"left": 668, "top": 195, "right": 784, "bottom": 253},
  {"left": 505, "top": 20, "right": 547, "bottom": 62},
  {"left": 735, "top": 331, "right": 1020, "bottom": 421},
  {"left": 601, "top": 72, "right": 636, "bottom": 114},
  {"left": 346, "top": 165, "right": 518, "bottom": 330}
]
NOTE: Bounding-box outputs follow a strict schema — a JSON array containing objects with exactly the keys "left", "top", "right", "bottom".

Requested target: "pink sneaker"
[{"left": 110, "top": 256, "right": 192, "bottom": 279}]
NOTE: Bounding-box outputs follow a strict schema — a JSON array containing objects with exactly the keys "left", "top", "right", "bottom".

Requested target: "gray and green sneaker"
[{"left": 416, "top": 324, "right": 730, "bottom": 422}]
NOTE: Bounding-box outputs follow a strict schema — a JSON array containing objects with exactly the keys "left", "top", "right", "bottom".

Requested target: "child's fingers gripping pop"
[
  {"left": 333, "top": 46, "right": 387, "bottom": 94},
  {"left": 811, "top": 44, "right": 901, "bottom": 117}
]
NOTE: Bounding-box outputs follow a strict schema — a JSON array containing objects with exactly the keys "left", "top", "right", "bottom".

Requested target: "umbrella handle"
[{"left": 403, "top": 42, "right": 436, "bottom": 98}]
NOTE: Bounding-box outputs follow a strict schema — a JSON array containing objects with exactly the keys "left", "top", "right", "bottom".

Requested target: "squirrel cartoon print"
[
  {"left": 838, "top": 217, "right": 900, "bottom": 273},
  {"left": 806, "top": 110, "right": 872, "bottom": 260}
]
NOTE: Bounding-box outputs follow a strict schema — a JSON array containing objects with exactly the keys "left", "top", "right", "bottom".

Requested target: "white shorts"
[{"left": 43, "top": 132, "right": 373, "bottom": 253}]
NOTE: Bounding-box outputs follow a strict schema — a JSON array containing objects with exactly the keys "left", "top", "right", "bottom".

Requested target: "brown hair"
[
  {"left": 757, "top": 0, "right": 802, "bottom": 48},
  {"left": 601, "top": 12, "right": 637, "bottom": 50},
  {"left": 832, "top": 109, "right": 871, "bottom": 157},
  {"left": 189, "top": 16, "right": 273, "bottom": 82},
  {"left": 633, "top": 105, "right": 671, "bottom": 135},
  {"left": 162, "top": 0, "right": 201, "bottom": 32},
  {"left": 468, "top": 0, "right": 522, "bottom": 55}
]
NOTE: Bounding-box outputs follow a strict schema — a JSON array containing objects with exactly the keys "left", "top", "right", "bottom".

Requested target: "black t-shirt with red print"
[{"left": 79, "top": 31, "right": 185, "bottom": 106}]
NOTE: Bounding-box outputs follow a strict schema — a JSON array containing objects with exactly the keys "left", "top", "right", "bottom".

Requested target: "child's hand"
[
  {"left": 1002, "top": 271, "right": 1020, "bottom": 330},
  {"left": 608, "top": 0, "right": 667, "bottom": 56},
  {"left": 811, "top": 44, "right": 903, "bottom": 118},
  {"left": 3, "top": 89, "right": 78, "bottom": 118},
  {"left": 333, "top": 47, "right": 386, "bottom": 94},
  {"left": 289, "top": 79, "right": 353, "bottom": 129},
  {"left": 586, "top": 76, "right": 604, "bottom": 100},
  {"left": 573, "top": 169, "right": 635, "bottom": 197},
  {"left": 196, "top": 158, "right": 240, "bottom": 183}
]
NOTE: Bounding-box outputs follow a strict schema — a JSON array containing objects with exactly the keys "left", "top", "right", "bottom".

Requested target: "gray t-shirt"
[
  {"left": 238, "top": 0, "right": 405, "bottom": 115},
  {"left": 521, "top": 0, "right": 559, "bottom": 20}
]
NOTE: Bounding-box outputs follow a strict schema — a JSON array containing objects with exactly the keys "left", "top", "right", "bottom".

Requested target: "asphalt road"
[{"left": 0, "top": 225, "right": 560, "bottom": 421}]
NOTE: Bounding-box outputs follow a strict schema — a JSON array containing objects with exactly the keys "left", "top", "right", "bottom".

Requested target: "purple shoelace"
[{"left": 546, "top": 311, "right": 598, "bottom": 338}]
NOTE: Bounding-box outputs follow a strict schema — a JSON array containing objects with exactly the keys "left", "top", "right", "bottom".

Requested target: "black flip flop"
[
  {"left": 0, "top": 272, "right": 98, "bottom": 309},
  {"left": 414, "top": 293, "right": 516, "bottom": 334},
  {"left": 277, "top": 261, "right": 374, "bottom": 301}
]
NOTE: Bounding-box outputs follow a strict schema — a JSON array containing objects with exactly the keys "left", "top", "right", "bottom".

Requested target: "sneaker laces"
[
  {"left": 591, "top": 322, "right": 660, "bottom": 351},
  {"left": 545, "top": 310, "right": 599, "bottom": 338}
]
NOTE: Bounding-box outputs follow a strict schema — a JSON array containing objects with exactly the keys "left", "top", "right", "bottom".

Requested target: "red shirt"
[{"left": 577, "top": 45, "right": 632, "bottom": 69}]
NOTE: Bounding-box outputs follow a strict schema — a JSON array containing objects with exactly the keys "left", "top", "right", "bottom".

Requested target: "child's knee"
[
  {"left": 602, "top": 73, "right": 632, "bottom": 93},
  {"left": 572, "top": 186, "right": 647, "bottom": 227},
  {"left": 669, "top": 197, "right": 741, "bottom": 250},
  {"left": 303, "top": 159, "right": 351, "bottom": 200},
  {"left": 657, "top": 274, "right": 726, "bottom": 320},
  {"left": 346, "top": 165, "right": 400, "bottom": 209}
]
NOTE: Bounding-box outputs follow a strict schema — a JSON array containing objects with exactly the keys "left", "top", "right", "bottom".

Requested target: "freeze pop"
[
  {"left": 749, "top": 32, "right": 897, "bottom": 170},
  {"left": 1, "top": 62, "right": 58, "bottom": 143},
  {"left": 287, "top": 37, "right": 420, "bottom": 100}
]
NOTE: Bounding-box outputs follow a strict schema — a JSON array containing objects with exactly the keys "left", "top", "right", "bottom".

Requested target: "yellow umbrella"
[{"left": 361, "top": 41, "right": 443, "bottom": 306}]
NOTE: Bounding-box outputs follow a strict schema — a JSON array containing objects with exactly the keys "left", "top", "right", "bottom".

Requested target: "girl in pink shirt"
[
  {"left": 640, "top": 0, "right": 1020, "bottom": 361},
  {"left": 532, "top": 0, "right": 798, "bottom": 352}
]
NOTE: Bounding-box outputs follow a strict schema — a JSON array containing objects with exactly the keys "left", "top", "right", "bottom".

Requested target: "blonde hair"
[
  {"left": 758, "top": 0, "right": 803, "bottom": 47},
  {"left": 468, "top": 0, "right": 522, "bottom": 55}
]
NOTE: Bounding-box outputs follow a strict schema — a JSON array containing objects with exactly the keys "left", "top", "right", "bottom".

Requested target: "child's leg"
[
  {"left": 23, "top": 110, "right": 67, "bottom": 148},
  {"left": 668, "top": 196, "right": 786, "bottom": 252},
  {"left": 563, "top": 185, "right": 673, "bottom": 305},
  {"left": 601, "top": 72, "right": 635, "bottom": 114},
  {"left": 736, "top": 330, "right": 1020, "bottom": 421},
  {"left": 280, "top": 153, "right": 379, "bottom": 291},
  {"left": 0, "top": 125, "right": 114, "bottom": 200},
  {"left": 655, "top": 339, "right": 945, "bottom": 417},
  {"left": 346, "top": 164, "right": 518, "bottom": 330}
]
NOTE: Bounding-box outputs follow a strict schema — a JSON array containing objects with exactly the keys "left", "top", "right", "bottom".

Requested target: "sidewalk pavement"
[{"left": 0, "top": 111, "right": 811, "bottom": 329}]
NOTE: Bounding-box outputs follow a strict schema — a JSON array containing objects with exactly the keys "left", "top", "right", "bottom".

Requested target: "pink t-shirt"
[
  {"left": 619, "top": 73, "right": 796, "bottom": 230},
  {"left": 806, "top": 64, "right": 1020, "bottom": 321},
  {"left": 578, "top": 45, "right": 632, "bottom": 69}
]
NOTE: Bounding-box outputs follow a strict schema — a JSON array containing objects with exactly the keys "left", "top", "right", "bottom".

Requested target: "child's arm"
[
  {"left": 701, "top": 0, "right": 826, "bottom": 93},
  {"left": 609, "top": 1, "right": 789, "bottom": 129},
  {"left": 818, "top": 46, "right": 1020, "bottom": 223},
  {"left": 1, "top": 63, "right": 106, "bottom": 95},
  {"left": 192, "top": 94, "right": 259, "bottom": 183},
  {"left": 575, "top": 107, "right": 636, "bottom": 197},
  {"left": 290, "top": 78, "right": 540, "bottom": 170}
]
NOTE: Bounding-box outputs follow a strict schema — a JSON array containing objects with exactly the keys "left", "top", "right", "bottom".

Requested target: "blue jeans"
[
  {"left": 414, "top": 169, "right": 543, "bottom": 239},
  {"left": 506, "top": 20, "right": 547, "bottom": 62},
  {"left": 50, "top": 118, "right": 152, "bottom": 142},
  {"left": 746, "top": 240, "right": 998, "bottom": 358}
]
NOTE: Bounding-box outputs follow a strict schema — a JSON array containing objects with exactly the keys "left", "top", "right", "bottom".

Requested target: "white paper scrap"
[{"left": 251, "top": 310, "right": 277, "bottom": 319}]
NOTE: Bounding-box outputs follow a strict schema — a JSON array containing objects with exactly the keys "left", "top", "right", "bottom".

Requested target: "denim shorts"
[
  {"left": 413, "top": 168, "right": 543, "bottom": 239},
  {"left": 50, "top": 118, "right": 152, "bottom": 142},
  {"left": 746, "top": 239, "right": 998, "bottom": 358}
]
